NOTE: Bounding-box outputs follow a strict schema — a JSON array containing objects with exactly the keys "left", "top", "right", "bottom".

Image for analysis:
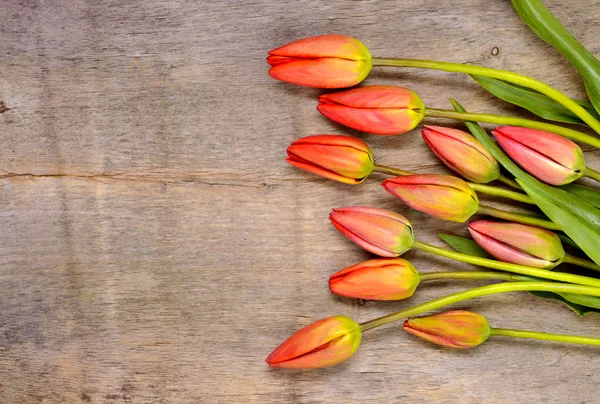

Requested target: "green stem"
[
  {"left": 497, "top": 174, "right": 521, "bottom": 190},
  {"left": 477, "top": 204, "right": 561, "bottom": 230},
  {"left": 563, "top": 253, "right": 600, "bottom": 272},
  {"left": 490, "top": 328, "right": 600, "bottom": 346},
  {"left": 370, "top": 57, "right": 600, "bottom": 136},
  {"left": 411, "top": 239, "right": 600, "bottom": 287},
  {"left": 424, "top": 108, "right": 600, "bottom": 148},
  {"left": 373, "top": 164, "right": 533, "bottom": 204},
  {"left": 359, "top": 281, "right": 600, "bottom": 331},
  {"left": 419, "top": 271, "right": 535, "bottom": 282},
  {"left": 583, "top": 167, "right": 600, "bottom": 182},
  {"left": 470, "top": 184, "right": 533, "bottom": 205}
]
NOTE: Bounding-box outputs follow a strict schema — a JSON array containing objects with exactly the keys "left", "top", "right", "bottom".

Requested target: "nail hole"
[{"left": 491, "top": 47, "right": 499, "bottom": 56}]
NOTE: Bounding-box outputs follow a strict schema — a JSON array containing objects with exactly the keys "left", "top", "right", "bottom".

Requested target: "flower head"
[
  {"left": 267, "top": 35, "right": 372, "bottom": 88},
  {"left": 329, "top": 258, "right": 420, "bottom": 300},
  {"left": 404, "top": 310, "right": 491, "bottom": 349},
  {"left": 266, "top": 316, "right": 362, "bottom": 368},
  {"left": 329, "top": 206, "right": 414, "bottom": 257},
  {"left": 318, "top": 85, "right": 425, "bottom": 135},
  {"left": 286, "top": 135, "right": 374, "bottom": 184}
]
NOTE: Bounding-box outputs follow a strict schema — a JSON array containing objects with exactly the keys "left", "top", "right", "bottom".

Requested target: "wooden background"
[{"left": 1, "top": 0, "right": 599, "bottom": 402}]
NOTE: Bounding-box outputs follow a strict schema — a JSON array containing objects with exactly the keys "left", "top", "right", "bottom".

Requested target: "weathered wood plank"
[{"left": 1, "top": 0, "right": 599, "bottom": 403}]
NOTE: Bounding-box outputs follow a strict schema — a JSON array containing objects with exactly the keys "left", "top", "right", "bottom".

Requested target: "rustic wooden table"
[{"left": 1, "top": 0, "right": 599, "bottom": 402}]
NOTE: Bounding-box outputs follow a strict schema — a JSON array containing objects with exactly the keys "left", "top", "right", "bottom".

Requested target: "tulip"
[
  {"left": 403, "top": 310, "right": 491, "bottom": 349},
  {"left": 422, "top": 125, "right": 500, "bottom": 183},
  {"left": 329, "top": 206, "right": 414, "bottom": 257},
  {"left": 286, "top": 135, "right": 374, "bottom": 184},
  {"left": 492, "top": 126, "right": 585, "bottom": 185},
  {"left": 317, "top": 86, "right": 425, "bottom": 135},
  {"left": 382, "top": 174, "right": 479, "bottom": 223},
  {"left": 468, "top": 220, "right": 565, "bottom": 269},
  {"left": 267, "top": 35, "right": 372, "bottom": 88},
  {"left": 266, "top": 316, "right": 362, "bottom": 368},
  {"left": 329, "top": 258, "right": 420, "bottom": 300}
]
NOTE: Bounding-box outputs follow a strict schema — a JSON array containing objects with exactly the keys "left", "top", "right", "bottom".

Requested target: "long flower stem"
[
  {"left": 359, "top": 281, "right": 600, "bottom": 331},
  {"left": 563, "top": 253, "right": 600, "bottom": 272},
  {"left": 490, "top": 328, "right": 600, "bottom": 346},
  {"left": 411, "top": 239, "right": 600, "bottom": 288},
  {"left": 372, "top": 164, "right": 534, "bottom": 204},
  {"left": 584, "top": 167, "right": 600, "bottom": 182},
  {"left": 478, "top": 204, "right": 561, "bottom": 230},
  {"left": 370, "top": 57, "right": 600, "bottom": 136},
  {"left": 498, "top": 174, "right": 521, "bottom": 190},
  {"left": 419, "top": 271, "right": 535, "bottom": 282},
  {"left": 424, "top": 108, "right": 600, "bottom": 148}
]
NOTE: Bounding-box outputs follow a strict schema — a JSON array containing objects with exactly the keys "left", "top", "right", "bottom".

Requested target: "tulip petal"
[
  {"left": 269, "top": 58, "right": 370, "bottom": 89},
  {"left": 268, "top": 34, "right": 371, "bottom": 61},
  {"left": 319, "top": 85, "right": 424, "bottom": 109},
  {"left": 493, "top": 127, "right": 584, "bottom": 185}
]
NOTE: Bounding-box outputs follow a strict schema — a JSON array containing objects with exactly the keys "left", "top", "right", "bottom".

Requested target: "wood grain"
[{"left": 1, "top": 0, "right": 599, "bottom": 402}]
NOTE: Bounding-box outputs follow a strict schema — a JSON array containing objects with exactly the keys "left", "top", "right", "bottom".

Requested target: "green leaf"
[
  {"left": 452, "top": 99, "right": 600, "bottom": 267},
  {"left": 471, "top": 75, "right": 600, "bottom": 125},
  {"left": 512, "top": 0, "right": 600, "bottom": 115},
  {"left": 557, "top": 234, "right": 582, "bottom": 251},
  {"left": 558, "top": 293, "right": 600, "bottom": 310},
  {"left": 438, "top": 233, "right": 492, "bottom": 259},
  {"left": 529, "top": 291, "right": 600, "bottom": 316},
  {"left": 561, "top": 183, "right": 600, "bottom": 209}
]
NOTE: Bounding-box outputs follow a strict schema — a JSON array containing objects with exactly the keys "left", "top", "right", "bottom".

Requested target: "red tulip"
[
  {"left": 329, "top": 206, "right": 414, "bottom": 257},
  {"left": 329, "top": 258, "right": 420, "bottom": 300},
  {"left": 266, "top": 316, "right": 362, "bottom": 369},
  {"left": 422, "top": 125, "right": 500, "bottom": 183},
  {"left": 382, "top": 174, "right": 479, "bottom": 223},
  {"left": 404, "top": 310, "right": 491, "bottom": 349},
  {"left": 468, "top": 220, "right": 564, "bottom": 269},
  {"left": 286, "top": 135, "right": 374, "bottom": 184},
  {"left": 492, "top": 126, "right": 585, "bottom": 185},
  {"left": 267, "top": 35, "right": 372, "bottom": 88},
  {"left": 318, "top": 85, "right": 425, "bottom": 135}
]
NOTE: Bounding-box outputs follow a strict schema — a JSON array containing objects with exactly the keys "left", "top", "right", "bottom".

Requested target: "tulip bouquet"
[{"left": 266, "top": 0, "right": 600, "bottom": 369}]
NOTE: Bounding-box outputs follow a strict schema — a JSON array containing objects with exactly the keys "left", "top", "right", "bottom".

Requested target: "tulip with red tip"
[
  {"left": 266, "top": 316, "right": 362, "bottom": 369},
  {"left": 267, "top": 35, "right": 372, "bottom": 88},
  {"left": 422, "top": 125, "right": 500, "bottom": 183},
  {"left": 318, "top": 85, "right": 425, "bottom": 135},
  {"left": 468, "top": 220, "right": 564, "bottom": 269},
  {"left": 329, "top": 206, "right": 414, "bottom": 257},
  {"left": 286, "top": 135, "right": 374, "bottom": 184},
  {"left": 329, "top": 258, "right": 420, "bottom": 300},
  {"left": 382, "top": 174, "right": 479, "bottom": 223},
  {"left": 492, "top": 126, "right": 585, "bottom": 185},
  {"left": 403, "top": 310, "right": 491, "bottom": 349}
]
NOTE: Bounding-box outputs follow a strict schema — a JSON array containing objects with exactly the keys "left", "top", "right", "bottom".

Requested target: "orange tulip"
[
  {"left": 286, "top": 135, "right": 374, "bottom": 184},
  {"left": 329, "top": 206, "right": 414, "bottom": 257},
  {"left": 329, "top": 258, "right": 420, "bottom": 300},
  {"left": 422, "top": 125, "right": 500, "bottom": 183},
  {"left": 318, "top": 85, "right": 425, "bottom": 135},
  {"left": 404, "top": 310, "right": 491, "bottom": 349},
  {"left": 267, "top": 35, "right": 372, "bottom": 88},
  {"left": 382, "top": 174, "right": 479, "bottom": 223},
  {"left": 266, "top": 316, "right": 362, "bottom": 369}
]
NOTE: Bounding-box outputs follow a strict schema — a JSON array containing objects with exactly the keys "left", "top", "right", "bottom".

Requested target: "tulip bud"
[
  {"left": 382, "top": 175, "right": 479, "bottom": 223},
  {"left": 329, "top": 258, "right": 420, "bottom": 300},
  {"left": 286, "top": 135, "right": 374, "bottom": 184},
  {"left": 422, "top": 125, "right": 500, "bottom": 183},
  {"left": 403, "top": 310, "right": 491, "bottom": 349},
  {"left": 468, "top": 220, "right": 564, "bottom": 269},
  {"left": 267, "top": 35, "right": 372, "bottom": 88},
  {"left": 317, "top": 85, "right": 425, "bottom": 135},
  {"left": 266, "top": 316, "right": 362, "bottom": 369},
  {"left": 329, "top": 206, "right": 414, "bottom": 257},
  {"left": 492, "top": 126, "right": 585, "bottom": 185}
]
